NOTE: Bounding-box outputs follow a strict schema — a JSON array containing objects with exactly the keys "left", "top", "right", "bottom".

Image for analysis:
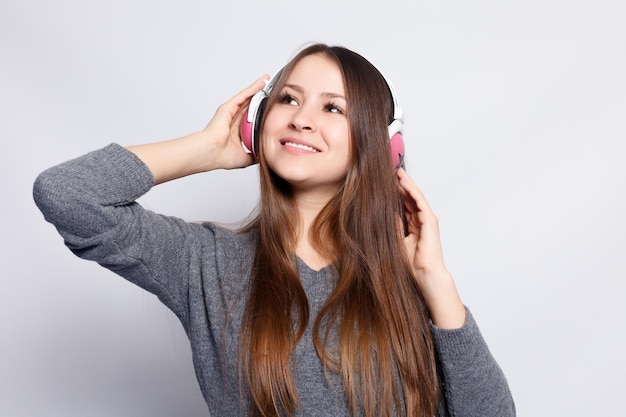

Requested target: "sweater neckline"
[{"left": 296, "top": 256, "right": 332, "bottom": 274}]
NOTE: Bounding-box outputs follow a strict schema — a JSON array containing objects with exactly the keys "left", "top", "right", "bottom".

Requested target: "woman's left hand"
[{"left": 397, "top": 168, "right": 467, "bottom": 329}]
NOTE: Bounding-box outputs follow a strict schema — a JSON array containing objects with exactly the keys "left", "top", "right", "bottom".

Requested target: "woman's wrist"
[{"left": 419, "top": 269, "right": 467, "bottom": 329}]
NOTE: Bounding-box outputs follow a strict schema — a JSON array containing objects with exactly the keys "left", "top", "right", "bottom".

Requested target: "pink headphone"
[{"left": 240, "top": 68, "right": 405, "bottom": 169}]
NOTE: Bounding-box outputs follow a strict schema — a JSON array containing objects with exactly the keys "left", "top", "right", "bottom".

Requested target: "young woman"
[{"left": 34, "top": 43, "right": 515, "bottom": 417}]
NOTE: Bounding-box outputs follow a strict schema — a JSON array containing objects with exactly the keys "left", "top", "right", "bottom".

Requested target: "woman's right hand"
[
  {"left": 126, "top": 75, "right": 269, "bottom": 184},
  {"left": 198, "top": 75, "right": 269, "bottom": 170}
]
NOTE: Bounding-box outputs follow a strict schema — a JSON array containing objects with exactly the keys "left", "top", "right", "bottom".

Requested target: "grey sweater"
[{"left": 33, "top": 144, "right": 515, "bottom": 417}]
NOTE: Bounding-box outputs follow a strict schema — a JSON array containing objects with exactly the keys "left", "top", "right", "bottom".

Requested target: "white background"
[{"left": 2, "top": 1, "right": 625, "bottom": 416}]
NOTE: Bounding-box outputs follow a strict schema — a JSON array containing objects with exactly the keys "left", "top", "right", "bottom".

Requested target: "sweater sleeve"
[
  {"left": 433, "top": 309, "right": 516, "bottom": 417},
  {"left": 33, "top": 143, "right": 202, "bottom": 331}
]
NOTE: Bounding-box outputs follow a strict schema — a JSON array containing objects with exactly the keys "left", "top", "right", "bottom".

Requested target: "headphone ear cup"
[
  {"left": 388, "top": 119, "right": 405, "bottom": 169},
  {"left": 251, "top": 98, "right": 268, "bottom": 156},
  {"left": 240, "top": 107, "right": 255, "bottom": 154},
  {"left": 389, "top": 132, "right": 405, "bottom": 169},
  {"left": 240, "top": 90, "right": 269, "bottom": 156}
]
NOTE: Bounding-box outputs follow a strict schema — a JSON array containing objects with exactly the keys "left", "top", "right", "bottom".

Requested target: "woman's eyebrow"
[{"left": 283, "top": 83, "right": 346, "bottom": 100}]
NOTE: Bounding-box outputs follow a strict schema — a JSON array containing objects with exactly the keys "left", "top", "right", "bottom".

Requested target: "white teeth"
[{"left": 283, "top": 141, "right": 318, "bottom": 152}]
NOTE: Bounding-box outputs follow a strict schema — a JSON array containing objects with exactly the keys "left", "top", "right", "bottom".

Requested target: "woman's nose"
[{"left": 288, "top": 104, "right": 316, "bottom": 132}]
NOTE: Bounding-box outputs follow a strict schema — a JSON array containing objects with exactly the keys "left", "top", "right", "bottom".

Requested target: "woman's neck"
[{"left": 293, "top": 190, "right": 334, "bottom": 272}]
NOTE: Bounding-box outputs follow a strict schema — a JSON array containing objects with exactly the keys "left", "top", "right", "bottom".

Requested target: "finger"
[
  {"left": 230, "top": 75, "right": 270, "bottom": 106},
  {"left": 397, "top": 168, "right": 435, "bottom": 216},
  {"left": 219, "top": 75, "right": 271, "bottom": 120},
  {"left": 398, "top": 186, "right": 419, "bottom": 218}
]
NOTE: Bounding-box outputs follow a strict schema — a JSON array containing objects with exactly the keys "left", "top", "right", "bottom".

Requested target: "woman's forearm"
[{"left": 126, "top": 131, "right": 220, "bottom": 185}]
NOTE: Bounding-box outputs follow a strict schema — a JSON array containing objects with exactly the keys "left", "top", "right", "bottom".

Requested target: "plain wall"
[{"left": 1, "top": 1, "right": 624, "bottom": 416}]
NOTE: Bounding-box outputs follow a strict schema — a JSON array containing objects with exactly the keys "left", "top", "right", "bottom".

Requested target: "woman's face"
[{"left": 261, "top": 53, "right": 351, "bottom": 194}]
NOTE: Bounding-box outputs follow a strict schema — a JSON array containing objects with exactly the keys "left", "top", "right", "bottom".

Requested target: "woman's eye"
[
  {"left": 279, "top": 94, "right": 298, "bottom": 105},
  {"left": 325, "top": 103, "right": 344, "bottom": 114}
]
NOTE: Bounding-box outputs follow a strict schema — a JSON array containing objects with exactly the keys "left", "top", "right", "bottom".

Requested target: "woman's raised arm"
[{"left": 126, "top": 75, "right": 268, "bottom": 184}]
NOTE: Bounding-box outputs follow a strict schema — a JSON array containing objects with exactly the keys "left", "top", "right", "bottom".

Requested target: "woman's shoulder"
[
  {"left": 192, "top": 222, "right": 258, "bottom": 287},
  {"left": 194, "top": 221, "right": 258, "bottom": 252}
]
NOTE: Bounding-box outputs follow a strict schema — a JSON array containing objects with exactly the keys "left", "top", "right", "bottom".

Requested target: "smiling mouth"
[{"left": 281, "top": 141, "right": 320, "bottom": 153}]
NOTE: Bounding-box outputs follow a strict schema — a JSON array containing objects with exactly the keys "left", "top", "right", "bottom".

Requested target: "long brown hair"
[{"left": 239, "top": 44, "right": 439, "bottom": 417}]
